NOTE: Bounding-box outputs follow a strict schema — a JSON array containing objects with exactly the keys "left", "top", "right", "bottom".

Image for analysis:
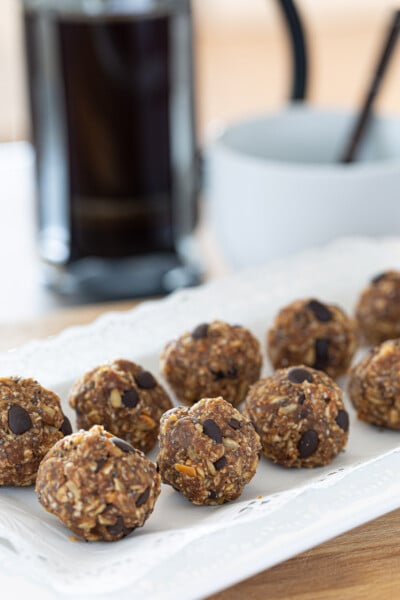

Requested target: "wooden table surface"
[{"left": 2, "top": 300, "right": 400, "bottom": 600}]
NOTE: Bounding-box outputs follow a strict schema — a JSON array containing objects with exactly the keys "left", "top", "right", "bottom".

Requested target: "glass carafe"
[{"left": 23, "top": 0, "right": 199, "bottom": 298}]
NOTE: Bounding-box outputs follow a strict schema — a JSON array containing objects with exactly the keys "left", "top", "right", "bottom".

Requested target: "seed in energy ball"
[
  {"left": 267, "top": 298, "right": 357, "bottom": 378},
  {"left": 157, "top": 397, "right": 261, "bottom": 505},
  {"left": 0, "top": 376, "right": 68, "bottom": 486},
  {"left": 160, "top": 320, "right": 262, "bottom": 407},
  {"left": 355, "top": 271, "right": 400, "bottom": 344},
  {"left": 69, "top": 359, "right": 172, "bottom": 453},
  {"left": 348, "top": 338, "right": 400, "bottom": 429},
  {"left": 36, "top": 425, "right": 161, "bottom": 542},
  {"left": 243, "top": 366, "right": 349, "bottom": 468}
]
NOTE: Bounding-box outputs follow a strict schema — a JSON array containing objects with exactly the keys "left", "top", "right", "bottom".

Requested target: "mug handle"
[{"left": 277, "top": 0, "right": 308, "bottom": 100}]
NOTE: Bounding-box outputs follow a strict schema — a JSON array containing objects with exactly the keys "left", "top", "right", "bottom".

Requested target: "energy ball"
[
  {"left": 348, "top": 339, "right": 400, "bottom": 429},
  {"left": 36, "top": 425, "right": 160, "bottom": 542},
  {"left": 355, "top": 271, "right": 400, "bottom": 344},
  {"left": 267, "top": 298, "right": 357, "bottom": 378},
  {"left": 157, "top": 397, "right": 261, "bottom": 505},
  {"left": 69, "top": 359, "right": 172, "bottom": 453},
  {"left": 0, "top": 376, "right": 68, "bottom": 486},
  {"left": 243, "top": 366, "right": 349, "bottom": 468},
  {"left": 160, "top": 321, "right": 262, "bottom": 407}
]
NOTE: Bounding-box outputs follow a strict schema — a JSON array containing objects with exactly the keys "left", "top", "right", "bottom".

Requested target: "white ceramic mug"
[{"left": 205, "top": 105, "right": 400, "bottom": 268}]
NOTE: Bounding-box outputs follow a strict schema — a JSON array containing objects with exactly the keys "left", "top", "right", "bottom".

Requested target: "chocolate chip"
[
  {"left": 135, "top": 371, "right": 156, "bottom": 390},
  {"left": 106, "top": 517, "right": 123, "bottom": 535},
  {"left": 371, "top": 272, "right": 388, "bottom": 285},
  {"left": 122, "top": 389, "right": 139, "bottom": 408},
  {"left": 280, "top": 399, "right": 289, "bottom": 407},
  {"left": 314, "top": 338, "right": 330, "bottom": 370},
  {"left": 297, "top": 430, "right": 319, "bottom": 458},
  {"left": 202, "top": 419, "right": 222, "bottom": 443},
  {"left": 307, "top": 299, "right": 332, "bottom": 322},
  {"left": 298, "top": 393, "right": 306, "bottom": 405},
  {"left": 299, "top": 409, "right": 309, "bottom": 420},
  {"left": 288, "top": 368, "right": 314, "bottom": 384},
  {"left": 60, "top": 415, "right": 73, "bottom": 436},
  {"left": 214, "top": 456, "right": 227, "bottom": 470},
  {"left": 107, "top": 516, "right": 133, "bottom": 537},
  {"left": 228, "top": 418, "right": 241, "bottom": 430},
  {"left": 136, "top": 487, "right": 150, "bottom": 507},
  {"left": 210, "top": 366, "right": 238, "bottom": 381},
  {"left": 8, "top": 405, "right": 32, "bottom": 435},
  {"left": 336, "top": 410, "right": 349, "bottom": 432},
  {"left": 95, "top": 458, "right": 107, "bottom": 473},
  {"left": 110, "top": 437, "right": 136, "bottom": 453},
  {"left": 192, "top": 323, "right": 209, "bottom": 340},
  {"left": 209, "top": 490, "right": 217, "bottom": 499},
  {"left": 211, "top": 369, "right": 225, "bottom": 381},
  {"left": 156, "top": 463, "right": 160, "bottom": 473}
]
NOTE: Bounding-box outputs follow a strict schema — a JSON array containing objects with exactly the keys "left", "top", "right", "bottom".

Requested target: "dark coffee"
[
  {"left": 60, "top": 15, "right": 174, "bottom": 260},
  {"left": 23, "top": 2, "right": 199, "bottom": 297}
]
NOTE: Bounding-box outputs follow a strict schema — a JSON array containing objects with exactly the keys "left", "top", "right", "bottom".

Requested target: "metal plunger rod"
[{"left": 341, "top": 10, "right": 400, "bottom": 164}]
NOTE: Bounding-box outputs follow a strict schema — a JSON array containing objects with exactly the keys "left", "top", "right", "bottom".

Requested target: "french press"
[{"left": 22, "top": 0, "right": 307, "bottom": 298}]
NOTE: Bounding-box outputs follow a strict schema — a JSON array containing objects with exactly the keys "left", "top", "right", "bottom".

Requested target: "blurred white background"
[
  {"left": 2, "top": 0, "right": 400, "bottom": 142},
  {"left": 1, "top": 0, "right": 400, "bottom": 323}
]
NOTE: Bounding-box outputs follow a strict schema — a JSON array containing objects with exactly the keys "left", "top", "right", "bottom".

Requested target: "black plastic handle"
[{"left": 277, "top": 0, "right": 308, "bottom": 101}]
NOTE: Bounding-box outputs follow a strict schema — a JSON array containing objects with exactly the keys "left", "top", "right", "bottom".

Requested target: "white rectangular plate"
[{"left": 1, "top": 237, "right": 400, "bottom": 600}]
